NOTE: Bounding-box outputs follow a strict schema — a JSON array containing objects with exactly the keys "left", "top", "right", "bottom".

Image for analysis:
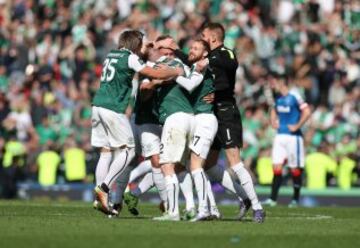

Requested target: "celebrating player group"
[{"left": 90, "top": 22, "right": 310, "bottom": 223}]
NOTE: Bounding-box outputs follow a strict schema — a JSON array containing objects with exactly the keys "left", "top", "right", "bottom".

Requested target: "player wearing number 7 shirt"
[
  {"left": 91, "top": 30, "right": 183, "bottom": 215},
  {"left": 176, "top": 39, "right": 218, "bottom": 221}
]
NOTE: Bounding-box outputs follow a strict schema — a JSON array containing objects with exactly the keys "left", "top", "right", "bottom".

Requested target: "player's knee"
[
  {"left": 150, "top": 155, "right": 160, "bottom": 168},
  {"left": 116, "top": 147, "right": 135, "bottom": 164},
  {"left": 127, "top": 147, "right": 136, "bottom": 159},
  {"left": 190, "top": 153, "right": 204, "bottom": 170},
  {"left": 290, "top": 168, "right": 303, "bottom": 177},
  {"left": 161, "top": 163, "right": 175, "bottom": 176},
  {"left": 204, "top": 150, "right": 219, "bottom": 169},
  {"left": 100, "top": 147, "right": 111, "bottom": 153},
  {"left": 205, "top": 164, "right": 224, "bottom": 183},
  {"left": 225, "top": 147, "right": 241, "bottom": 166},
  {"left": 273, "top": 167, "right": 283, "bottom": 176},
  {"left": 174, "top": 163, "right": 186, "bottom": 174}
]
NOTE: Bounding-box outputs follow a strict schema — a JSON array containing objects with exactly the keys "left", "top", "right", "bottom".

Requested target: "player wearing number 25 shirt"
[{"left": 91, "top": 30, "right": 183, "bottom": 215}]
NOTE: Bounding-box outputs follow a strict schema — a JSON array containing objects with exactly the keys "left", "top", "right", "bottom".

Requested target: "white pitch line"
[
  {"left": 270, "top": 214, "right": 333, "bottom": 220},
  {"left": 305, "top": 215, "right": 333, "bottom": 220}
]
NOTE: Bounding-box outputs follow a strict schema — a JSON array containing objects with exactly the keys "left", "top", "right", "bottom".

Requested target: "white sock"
[
  {"left": 152, "top": 167, "right": 167, "bottom": 203},
  {"left": 128, "top": 159, "right": 152, "bottom": 183},
  {"left": 205, "top": 165, "right": 223, "bottom": 182},
  {"left": 95, "top": 152, "right": 112, "bottom": 185},
  {"left": 178, "top": 171, "right": 195, "bottom": 211},
  {"left": 231, "top": 162, "right": 262, "bottom": 210},
  {"left": 222, "top": 170, "right": 246, "bottom": 203},
  {"left": 165, "top": 174, "right": 179, "bottom": 216},
  {"left": 191, "top": 168, "right": 208, "bottom": 214},
  {"left": 206, "top": 165, "right": 247, "bottom": 202},
  {"left": 207, "top": 180, "right": 217, "bottom": 208},
  {"left": 112, "top": 162, "right": 134, "bottom": 204},
  {"left": 138, "top": 172, "right": 154, "bottom": 194},
  {"left": 103, "top": 148, "right": 135, "bottom": 188}
]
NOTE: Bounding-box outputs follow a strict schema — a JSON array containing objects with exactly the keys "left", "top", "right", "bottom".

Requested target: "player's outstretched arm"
[
  {"left": 175, "top": 71, "right": 204, "bottom": 92},
  {"left": 139, "top": 65, "right": 183, "bottom": 80},
  {"left": 128, "top": 53, "right": 183, "bottom": 80},
  {"left": 174, "top": 59, "right": 210, "bottom": 92}
]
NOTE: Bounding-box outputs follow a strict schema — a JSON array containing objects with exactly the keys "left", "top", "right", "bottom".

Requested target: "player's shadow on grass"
[
  {"left": 103, "top": 212, "right": 255, "bottom": 222},
  {"left": 113, "top": 216, "right": 254, "bottom": 222},
  {"left": 216, "top": 217, "right": 253, "bottom": 222},
  {"left": 123, "top": 216, "right": 150, "bottom": 219},
  {"left": 115, "top": 215, "right": 153, "bottom": 220}
]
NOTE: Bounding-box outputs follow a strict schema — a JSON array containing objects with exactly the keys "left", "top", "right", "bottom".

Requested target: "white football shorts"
[
  {"left": 272, "top": 134, "right": 305, "bottom": 168},
  {"left": 137, "top": 123, "right": 162, "bottom": 158},
  {"left": 91, "top": 106, "right": 135, "bottom": 149},
  {"left": 189, "top": 113, "right": 218, "bottom": 159},
  {"left": 159, "top": 112, "right": 193, "bottom": 164}
]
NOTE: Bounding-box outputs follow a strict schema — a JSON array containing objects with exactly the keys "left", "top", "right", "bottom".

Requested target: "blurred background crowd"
[{"left": 0, "top": 0, "right": 359, "bottom": 198}]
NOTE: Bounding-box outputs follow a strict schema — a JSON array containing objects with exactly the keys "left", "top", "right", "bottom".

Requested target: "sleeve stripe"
[
  {"left": 300, "top": 103, "right": 308, "bottom": 110},
  {"left": 128, "top": 54, "right": 146, "bottom": 72}
]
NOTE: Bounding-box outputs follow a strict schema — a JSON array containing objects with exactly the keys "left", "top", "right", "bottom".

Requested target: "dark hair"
[
  {"left": 75, "top": 44, "right": 86, "bottom": 52},
  {"left": 118, "top": 30, "right": 144, "bottom": 53},
  {"left": 202, "top": 23, "right": 225, "bottom": 42},
  {"left": 193, "top": 38, "right": 210, "bottom": 53},
  {"left": 272, "top": 72, "right": 290, "bottom": 86},
  {"left": 155, "top": 35, "right": 173, "bottom": 42}
]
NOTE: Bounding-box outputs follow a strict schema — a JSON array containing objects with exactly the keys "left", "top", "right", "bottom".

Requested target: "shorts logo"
[
  {"left": 92, "top": 119, "right": 101, "bottom": 128},
  {"left": 226, "top": 128, "right": 231, "bottom": 141},
  {"left": 128, "top": 137, "right": 135, "bottom": 146},
  {"left": 145, "top": 144, "right": 153, "bottom": 152}
]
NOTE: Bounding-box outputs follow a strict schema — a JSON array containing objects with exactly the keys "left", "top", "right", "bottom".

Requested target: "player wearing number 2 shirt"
[{"left": 91, "top": 30, "right": 183, "bottom": 215}]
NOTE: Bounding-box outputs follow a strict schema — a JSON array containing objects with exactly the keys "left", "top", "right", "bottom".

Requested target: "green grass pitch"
[{"left": 0, "top": 201, "right": 359, "bottom": 248}]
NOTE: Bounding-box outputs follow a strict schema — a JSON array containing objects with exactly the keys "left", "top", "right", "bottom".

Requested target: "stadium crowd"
[{"left": 0, "top": 0, "right": 359, "bottom": 198}]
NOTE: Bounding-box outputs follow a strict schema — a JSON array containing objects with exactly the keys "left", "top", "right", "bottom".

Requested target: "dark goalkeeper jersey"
[{"left": 175, "top": 45, "right": 238, "bottom": 104}]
